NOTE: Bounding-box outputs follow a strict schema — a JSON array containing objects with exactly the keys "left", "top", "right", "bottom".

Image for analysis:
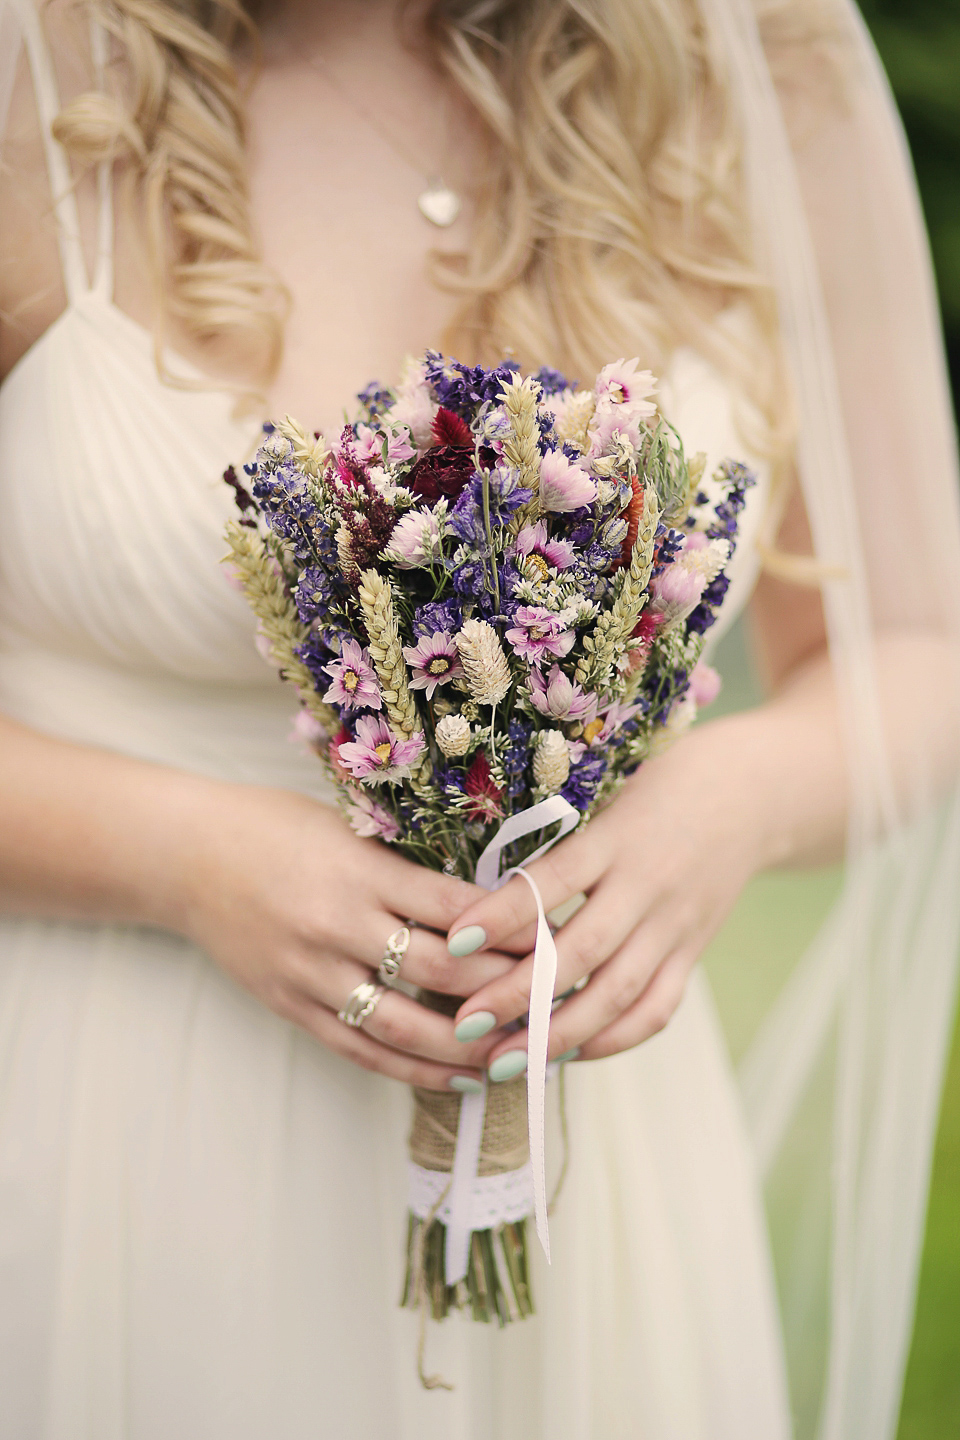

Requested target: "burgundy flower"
[
  {"left": 408, "top": 445, "right": 476, "bottom": 503},
  {"left": 464, "top": 751, "right": 504, "bottom": 823},
  {"left": 431, "top": 407, "right": 473, "bottom": 448}
]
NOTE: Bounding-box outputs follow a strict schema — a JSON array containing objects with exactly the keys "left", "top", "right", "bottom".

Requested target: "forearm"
[
  {"left": 695, "top": 628, "right": 960, "bottom": 873},
  {"left": 0, "top": 712, "right": 220, "bottom": 931}
]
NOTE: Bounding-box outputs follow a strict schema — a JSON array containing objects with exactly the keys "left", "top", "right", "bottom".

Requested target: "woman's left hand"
[{"left": 446, "top": 715, "right": 773, "bottom": 1068}]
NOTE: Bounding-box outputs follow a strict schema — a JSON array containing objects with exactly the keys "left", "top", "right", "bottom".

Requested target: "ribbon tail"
[{"left": 505, "top": 867, "right": 557, "bottom": 1264}]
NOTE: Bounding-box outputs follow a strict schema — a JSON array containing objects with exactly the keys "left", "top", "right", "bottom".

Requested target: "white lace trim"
[{"left": 407, "top": 1161, "right": 533, "bottom": 1230}]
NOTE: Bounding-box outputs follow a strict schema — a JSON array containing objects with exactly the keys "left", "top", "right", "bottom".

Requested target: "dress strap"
[
  {"left": 89, "top": 16, "right": 114, "bottom": 301},
  {"left": 4, "top": 0, "right": 114, "bottom": 304}
]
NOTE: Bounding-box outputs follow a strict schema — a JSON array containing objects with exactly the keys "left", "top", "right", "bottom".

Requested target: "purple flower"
[
  {"left": 505, "top": 606, "right": 576, "bottom": 667},
  {"left": 344, "top": 789, "right": 401, "bottom": 842},
  {"left": 337, "top": 715, "right": 425, "bottom": 784},
  {"left": 514, "top": 521, "right": 576, "bottom": 580},
  {"left": 561, "top": 753, "right": 608, "bottom": 810},
  {"left": 528, "top": 664, "right": 596, "bottom": 722},
  {"left": 413, "top": 598, "right": 463, "bottom": 636},
  {"left": 322, "top": 639, "right": 382, "bottom": 711},
  {"left": 538, "top": 451, "right": 597, "bottom": 512},
  {"left": 403, "top": 631, "right": 464, "bottom": 698}
]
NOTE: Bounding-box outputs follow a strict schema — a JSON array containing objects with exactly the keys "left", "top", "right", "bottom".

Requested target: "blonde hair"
[{"left": 53, "top": 0, "right": 843, "bottom": 461}]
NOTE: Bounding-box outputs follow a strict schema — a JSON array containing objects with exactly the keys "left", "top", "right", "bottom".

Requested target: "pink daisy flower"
[
  {"left": 514, "top": 520, "right": 576, "bottom": 580},
  {"left": 505, "top": 606, "right": 576, "bottom": 667},
  {"left": 345, "top": 789, "right": 401, "bottom": 842},
  {"left": 589, "top": 359, "right": 657, "bottom": 454},
  {"left": 538, "top": 451, "right": 597, "bottom": 512},
  {"left": 528, "top": 664, "right": 596, "bottom": 722},
  {"left": 354, "top": 423, "right": 416, "bottom": 465},
  {"left": 582, "top": 699, "right": 643, "bottom": 747},
  {"left": 322, "top": 639, "right": 382, "bottom": 711},
  {"left": 403, "top": 631, "right": 464, "bottom": 698},
  {"left": 337, "top": 716, "right": 425, "bottom": 785}
]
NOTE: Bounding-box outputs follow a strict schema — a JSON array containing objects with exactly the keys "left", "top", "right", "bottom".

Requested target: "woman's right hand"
[{"left": 181, "top": 783, "right": 516, "bottom": 1090}]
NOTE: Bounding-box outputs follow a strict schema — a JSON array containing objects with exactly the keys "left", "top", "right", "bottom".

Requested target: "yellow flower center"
[
  {"left": 428, "top": 656, "right": 451, "bottom": 675},
  {"left": 583, "top": 718, "right": 604, "bottom": 744},
  {"left": 529, "top": 625, "right": 548, "bottom": 640},
  {"left": 374, "top": 742, "right": 393, "bottom": 763},
  {"left": 343, "top": 670, "right": 359, "bottom": 692},
  {"left": 523, "top": 553, "right": 549, "bottom": 582}
]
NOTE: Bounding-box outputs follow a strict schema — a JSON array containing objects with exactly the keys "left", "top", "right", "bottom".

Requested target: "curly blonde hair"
[{"left": 52, "top": 0, "right": 843, "bottom": 458}]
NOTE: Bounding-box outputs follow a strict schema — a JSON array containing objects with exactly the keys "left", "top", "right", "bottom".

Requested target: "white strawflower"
[
  {"left": 435, "top": 714, "right": 472, "bottom": 758},
  {"left": 455, "top": 619, "right": 512, "bottom": 706},
  {"left": 533, "top": 730, "right": 571, "bottom": 793}
]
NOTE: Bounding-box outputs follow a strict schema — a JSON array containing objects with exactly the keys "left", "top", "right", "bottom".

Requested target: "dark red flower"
[
  {"left": 407, "top": 445, "right": 476, "bottom": 503},
  {"left": 431, "top": 407, "right": 473, "bottom": 449},
  {"left": 464, "top": 751, "right": 505, "bottom": 823}
]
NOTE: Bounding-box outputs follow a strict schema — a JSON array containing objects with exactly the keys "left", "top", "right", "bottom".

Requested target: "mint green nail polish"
[
  {"left": 447, "top": 925, "right": 487, "bottom": 957},
  {"left": 556, "top": 1047, "right": 581, "bottom": 1064},
  {"left": 448, "top": 1075, "right": 484, "bottom": 1094},
  {"left": 454, "top": 1010, "right": 497, "bottom": 1043},
  {"left": 489, "top": 1049, "right": 528, "bottom": 1083}
]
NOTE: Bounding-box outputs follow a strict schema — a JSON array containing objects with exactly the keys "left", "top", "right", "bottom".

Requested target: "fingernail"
[
  {"left": 556, "top": 1047, "right": 580, "bottom": 1064},
  {"left": 488, "top": 1049, "right": 528, "bottom": 1083},
  {"left": 447, "top": 925, "right": 487, "bottom": 957},
  {"left": 454, "top": 1010, "right": 497, "bottom": 1043},
  {"left": 448, "top": 1075, "right": 484, "bottom": 1094}
]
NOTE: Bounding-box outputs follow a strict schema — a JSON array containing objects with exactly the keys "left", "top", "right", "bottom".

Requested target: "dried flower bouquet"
[{"left": 225, "top": 351, "right": 754, "bottom": 1329}]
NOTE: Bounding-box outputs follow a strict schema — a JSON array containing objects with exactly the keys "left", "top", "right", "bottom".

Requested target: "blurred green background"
[
  {"left": 841, "top": 10, "right": 960, "bottom": 1437},
  {"left": 703, "top": 5, "right": 960, "bottom": 1434}
]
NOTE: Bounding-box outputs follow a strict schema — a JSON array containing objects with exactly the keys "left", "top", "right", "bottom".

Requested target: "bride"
[{"left": 1, "top": 0, "right": 958, "bottom": 1436}]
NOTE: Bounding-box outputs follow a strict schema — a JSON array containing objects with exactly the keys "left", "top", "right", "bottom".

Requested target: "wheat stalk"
[
  {"left": 357, "top": 568, "right": 421, "bottom": 737},
  {"left": 224, "top": 522, "right": 337, "bottom": 728}
]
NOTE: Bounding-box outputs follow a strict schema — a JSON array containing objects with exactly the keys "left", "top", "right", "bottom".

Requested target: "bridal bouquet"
[{"left": 224, "top": 351, "right": 753, "bottom": 1331}]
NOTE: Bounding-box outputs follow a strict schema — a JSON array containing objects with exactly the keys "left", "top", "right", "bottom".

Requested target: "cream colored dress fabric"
[{"left": 0, "top": 7, "right": 792, "bottom": 1437}]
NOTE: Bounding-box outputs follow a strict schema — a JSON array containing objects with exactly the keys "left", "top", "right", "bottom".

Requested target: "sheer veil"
[{"left": 698, "top": 1, "right": 960, "bottom": 1435}]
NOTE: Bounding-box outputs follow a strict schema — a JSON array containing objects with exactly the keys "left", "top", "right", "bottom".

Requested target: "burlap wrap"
[{"left": 410, "top": 1076, "right": 528, "bottom": 1177}]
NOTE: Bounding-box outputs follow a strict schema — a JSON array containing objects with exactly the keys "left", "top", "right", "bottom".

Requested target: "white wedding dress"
[{"left": 0, "top": 9, "right": 791, "bottom": 1438}]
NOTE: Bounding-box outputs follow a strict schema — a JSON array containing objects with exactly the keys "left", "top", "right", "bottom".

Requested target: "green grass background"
[{"left": 702, "top": 10, "right": 960, "bottom": 1425}]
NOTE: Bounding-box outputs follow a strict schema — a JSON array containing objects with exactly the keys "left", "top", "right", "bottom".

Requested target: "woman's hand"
[
  {"left": 445, "top": 712, "right": 782, "bottom": 1073},
  {"left": 182, "top": 783, "right": 520, "bottom": 1091}
]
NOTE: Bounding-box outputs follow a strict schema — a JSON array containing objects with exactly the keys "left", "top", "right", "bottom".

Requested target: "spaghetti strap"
[
  {"left": 2, "top": 0, "right": 113, "bottom": 304},
  {"left": 89, "top": 15, "right": 114, "bottom": 300}
]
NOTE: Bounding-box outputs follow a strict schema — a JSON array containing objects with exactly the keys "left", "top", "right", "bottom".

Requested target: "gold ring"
[
  {"left": 337, "top": 980, "right": 386, "bottom": 1029},
  {"left": 376, "top": 924, "right": 413, "bottom": 982}
]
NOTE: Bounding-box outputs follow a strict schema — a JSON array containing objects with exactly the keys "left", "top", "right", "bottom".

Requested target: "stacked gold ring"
[
  {"left": 377, "top": 924, "right": 413, "bottom": 983},
  {"left": 337, "top": 981, "right": 386, "bottom": 1029}
]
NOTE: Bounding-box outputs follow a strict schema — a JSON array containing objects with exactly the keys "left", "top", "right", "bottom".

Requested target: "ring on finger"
[
  {"left": 338, "top": 980, "right": 387, "bottom": 1029},
  {"left": 377, "top": 923, "right": 414, "bottom": 983}
]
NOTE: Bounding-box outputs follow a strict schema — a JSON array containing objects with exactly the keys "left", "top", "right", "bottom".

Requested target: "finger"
[
  {"left": 347, "top": 912, "right": 517, "bottom": 995},
  {"left": 444, "top": 826, "right": 615, "bottom": 957},
  {"left": 576, "top": 948, "right": 697, "bottom": 1060},
  {"left": 379, "top": 855, "right": 485, "bottom": 934},
  {"left": 532, "top": 916, "right": 676, "bottom": 1061},
  {"left": 281, "top": 991, "right": 486, "bottom": 1092},
  {"left": 453, "top": 876, "right": 650, "bottom": 1032},
  {"left": 289, "top": 953, "right": 509, "bottom": 1069}
]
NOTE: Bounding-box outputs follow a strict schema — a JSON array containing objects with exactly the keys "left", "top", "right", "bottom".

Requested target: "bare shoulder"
[{"left": 0, "top": 0, "right": 96, "bottom": 381}]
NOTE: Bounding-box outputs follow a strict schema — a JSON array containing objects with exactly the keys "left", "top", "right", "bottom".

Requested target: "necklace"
[{"left": 304, "top": 52, "right": 462, "bottom": 229}]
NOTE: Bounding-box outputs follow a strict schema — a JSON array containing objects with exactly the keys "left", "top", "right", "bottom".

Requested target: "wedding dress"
[{"left": 2, "top": 3, "right": 960, "bottom": 1439}]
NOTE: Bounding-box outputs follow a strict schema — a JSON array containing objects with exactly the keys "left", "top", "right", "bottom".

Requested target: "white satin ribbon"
[{"left": 443, "top": 795, "right": 580, "bottom": 1282}]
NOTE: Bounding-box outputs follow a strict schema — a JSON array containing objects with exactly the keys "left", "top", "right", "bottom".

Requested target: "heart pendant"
[{"left": 418, "top": 184, "right": 461, "bottom": 228}]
